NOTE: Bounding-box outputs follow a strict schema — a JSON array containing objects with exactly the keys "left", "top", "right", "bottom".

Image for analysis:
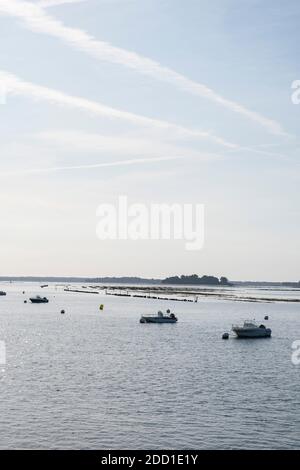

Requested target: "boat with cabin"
[
  {"left": 232, "top": 320, "right": 271, "bottom": 338},
  {"left": 140, "top": 309, "right": 178, "bottom": 324}
]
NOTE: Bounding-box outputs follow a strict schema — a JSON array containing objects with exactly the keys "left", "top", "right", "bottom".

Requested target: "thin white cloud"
[
  {"left": 35, "top": 130, "right": 218, "bottom": 159},
  {"left": 37, "top": 0, "right": 86, "bottom": 7},
  {"left": 0, "top": 128, "right": 221, "bottom": 179},
  {"left": 0, "top": 156, "right": 183, "bottom": 176},
  {"left": 39, "top": 130, "right": 285, "bottom": 162},
  {"left": 0, "top": 69, "right": 236, "bottom": 147},
  {"left": 0, "top": 0, "right": 285, "bottom": 136}
]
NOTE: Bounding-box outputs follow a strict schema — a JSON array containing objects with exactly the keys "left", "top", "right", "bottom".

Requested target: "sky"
[{"left": 0, "top": 0, "right": 299, "bottom": 280}]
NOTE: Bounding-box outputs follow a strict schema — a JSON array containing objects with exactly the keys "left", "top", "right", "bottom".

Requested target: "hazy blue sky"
[{"left": 0, "top": 0, "right": 299, "bottom": 280}]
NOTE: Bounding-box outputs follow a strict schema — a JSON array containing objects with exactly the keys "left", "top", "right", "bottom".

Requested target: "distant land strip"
[{"left": 0, "top": 275, "right": 300, "bottom": 288}]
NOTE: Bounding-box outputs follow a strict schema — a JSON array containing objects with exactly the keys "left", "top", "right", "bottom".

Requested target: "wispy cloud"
[
  {"left": 0, "top": 69, "right": 236, "bottom": 147},
  {"left": 0, "top": 156, "right": 183, "bottom": 176},
  {"left": 0, "top": 128, "right": 220, "bottom": 179},
  {"left": 0, "top": 0, "right": 286, "bottom": 136},
  {"left": 35, "top": 130, "right": 216, "bottom": 158},
  {"left": 37, "top": 0, "right": 87, "bottom": 7}
]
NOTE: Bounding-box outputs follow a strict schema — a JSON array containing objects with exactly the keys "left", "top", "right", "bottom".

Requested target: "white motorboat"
[
  {"left": 140, "top": 310, "right": 178, "bottom": 324},
  {"left": 232, "top": 320, "right": 271, "bottom": 338}
]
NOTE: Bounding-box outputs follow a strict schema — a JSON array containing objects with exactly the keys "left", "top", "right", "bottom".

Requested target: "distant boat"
[
  {"left": 40, "top": 285, "right": 48, "bottom": 288},
  {"left": 140, "top": 309, "right": 178, "bottom": 324},
  {"left": 232, "top": 320, "right": 271, "bottom": 338},
  {"left": 0, "top": 291, "right": 6, "bottom": 296},
  {"left": 30, "top": 296, "right": 49, "bottom": 304}
]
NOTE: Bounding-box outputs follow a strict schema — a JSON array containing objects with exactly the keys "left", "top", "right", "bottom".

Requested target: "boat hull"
[
  {"left": 30, "top": 299, "right": 49, "bottom": 304},
  {"left": 232, "top": 327, "right": 271, "bottom": 338},
  {"left": 140, "top": 316, "right": 177, "bottom": 324}
]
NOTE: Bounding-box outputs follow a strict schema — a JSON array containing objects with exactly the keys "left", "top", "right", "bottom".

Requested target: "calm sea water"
[{"left": 0, "top": 282, "right": 299, "bottom": 449}]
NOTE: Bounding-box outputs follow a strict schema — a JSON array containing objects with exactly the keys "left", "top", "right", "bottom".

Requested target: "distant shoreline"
[{"left": 0, "top": 276, "right": 299, "bottom": 288}]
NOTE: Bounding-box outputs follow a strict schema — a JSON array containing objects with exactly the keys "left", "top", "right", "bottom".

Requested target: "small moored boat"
[
  {"left": 232, "top": 320, "right": 271, "bottom": 338},
  {"left": 140, "top": 309, "right": 178, "bottom": 324},
  {"left": 0, "top": 291, "right": 6, "bottom": 296},
  {"left": 30, "top": 296, "right": 49, "bottom": 304}
]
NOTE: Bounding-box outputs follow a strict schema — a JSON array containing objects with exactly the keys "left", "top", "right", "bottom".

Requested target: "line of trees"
[{"left": 161, "top": 275, "right": 231, "bottom": 286}]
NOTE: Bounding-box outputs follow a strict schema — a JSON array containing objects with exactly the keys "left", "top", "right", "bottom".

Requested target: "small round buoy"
[
  {"left": 99, "top": 304, "right": 104, "bottom": 310},
  {"left": 264, "top": 315, "right": 269, "bottom": 320},
  {"left": 222, "top": 333, "right": 229, "bottom": 340},
  {"left": 61, "top": 310, "right": 65, "bottom": 314},
  {"left": 24, "top": 300, "right": 27, "bottom": 304}
]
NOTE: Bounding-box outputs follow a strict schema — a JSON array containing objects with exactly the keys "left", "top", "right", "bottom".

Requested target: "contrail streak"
[
  {"left": 37, "top": 0, "right": 87, "bottom": 7},
  {"left": 0, "top": 156, "right": 183, "bottom": 176},
  {"left": 0, "top": 69, "right": 237, "bottom": 147},
  {"left": 0, "top": 0, "right": 286, "bottom": 135}
]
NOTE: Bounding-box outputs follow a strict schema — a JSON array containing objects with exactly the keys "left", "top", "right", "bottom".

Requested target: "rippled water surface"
[{"left": 0, "top": 283, "right": 299, "bottom": 449}]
